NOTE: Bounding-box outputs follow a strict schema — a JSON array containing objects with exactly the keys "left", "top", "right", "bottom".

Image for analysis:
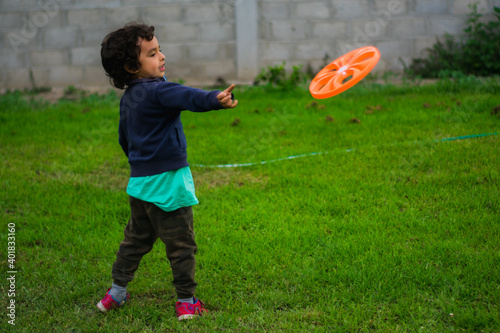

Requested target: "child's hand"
[{"left": 217, "top": 84, "right": 238, "bottom": 109}]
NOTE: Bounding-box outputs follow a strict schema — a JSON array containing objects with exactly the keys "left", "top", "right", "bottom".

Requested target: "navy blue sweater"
[{"left": 119, "top": 78, "right": 224, "bottom": 177}]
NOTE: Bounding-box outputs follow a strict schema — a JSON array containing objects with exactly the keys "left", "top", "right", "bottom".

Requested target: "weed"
[
  {"left": 254, "top": 62, "right": 308, "bottom": 89},
  {"left": 405, "top": 3, "right": 500, "bottom": 78}
]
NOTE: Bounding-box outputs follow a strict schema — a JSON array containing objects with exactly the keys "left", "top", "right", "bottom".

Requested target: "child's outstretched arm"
[{"left": 217, "top": 84, "right": 238, "bottom": 109}]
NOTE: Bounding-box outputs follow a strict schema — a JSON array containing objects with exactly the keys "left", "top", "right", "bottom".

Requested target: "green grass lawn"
[{"left": 1, "top": 77, "right": 499, "bottom": 332}]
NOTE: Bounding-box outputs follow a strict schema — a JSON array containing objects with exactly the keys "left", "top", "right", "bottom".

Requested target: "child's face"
[{"left": 135, "top": 36, "right": 165, "bottom": 79}]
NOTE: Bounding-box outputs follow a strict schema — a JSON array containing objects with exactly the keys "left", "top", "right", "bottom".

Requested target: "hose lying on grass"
[{"left": 192, "top": 132, "right": 498, "bottom": 168}]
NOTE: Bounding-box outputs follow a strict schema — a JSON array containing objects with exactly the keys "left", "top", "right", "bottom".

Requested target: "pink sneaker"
[
  {"left": 175, "top": 298, "right": 208, "bottom": 321},
  {"left": 96, "top": 288, "right": 130, "bottom": 313}
]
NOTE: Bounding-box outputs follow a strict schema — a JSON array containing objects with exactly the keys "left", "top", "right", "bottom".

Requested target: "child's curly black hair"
[{"left": 101, "top": 23, "right": 155, "bottom": 89}]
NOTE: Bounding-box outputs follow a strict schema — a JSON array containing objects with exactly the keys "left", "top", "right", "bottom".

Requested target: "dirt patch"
[
  {"left": 193, "top": 168, "right": 269, "bottom": 189},
  {"left": 40, "top": 87, "right": 122, "bottom": 103},
  {"left": 1, "top": 86, "right": 122, "bottom": 103}
]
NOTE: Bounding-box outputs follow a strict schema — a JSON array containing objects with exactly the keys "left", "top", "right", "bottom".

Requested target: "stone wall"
[{"left": 0, "top": 0, "right": 498, "bottom": 89}]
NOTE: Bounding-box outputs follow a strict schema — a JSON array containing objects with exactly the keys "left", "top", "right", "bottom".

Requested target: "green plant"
[
  {"left": 406, "top": 3, "right": 500, "bottom": 78},
  {"left": 462, "top": 5, "right": 500, "bottom": 75},
  {"left": 171, "top": 78, "right": 186, "bottom": 85},
  {"left": 254, "top": 62, "right": 307, "bottom": 89}
]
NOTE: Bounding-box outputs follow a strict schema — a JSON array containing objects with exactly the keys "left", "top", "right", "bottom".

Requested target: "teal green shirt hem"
[{"left": 126, "top": 166, "right": 199, "bottom": 212}]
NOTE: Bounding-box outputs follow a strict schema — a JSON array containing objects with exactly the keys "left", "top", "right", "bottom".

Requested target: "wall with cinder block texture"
[
  {"left": 0, "top": 0, "right": 498, "bottom": 89},
  {"left": 0, "top": 0, "right": 237, "bottom": 89},
  {"left": 258, "top": 0, "right": 497, "bottom": 76}
]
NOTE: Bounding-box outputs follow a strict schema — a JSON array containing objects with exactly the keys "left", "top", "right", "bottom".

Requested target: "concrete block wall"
[
  {"left": 0, "top": 0, "right": 237, "bottom": 89},
  {"left": 0, "top": 0, "right": 498, "bottom": 90},
  {"left": 259, "top": 0, "right": 498, "bottom": 75}
]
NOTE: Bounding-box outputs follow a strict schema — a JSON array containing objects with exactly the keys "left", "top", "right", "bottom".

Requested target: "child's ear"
[{"left": 124, "top": 64, "right": 139, "bottom": 74}]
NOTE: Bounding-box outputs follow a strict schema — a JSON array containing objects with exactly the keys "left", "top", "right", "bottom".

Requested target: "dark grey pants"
[{"left": 111, "top": 196, "right": 197, "bottom": 299}]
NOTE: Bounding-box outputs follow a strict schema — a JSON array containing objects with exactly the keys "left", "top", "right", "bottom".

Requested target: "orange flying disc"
[{"left": 309, "top": 46, "right": 380, "bottom": 99}]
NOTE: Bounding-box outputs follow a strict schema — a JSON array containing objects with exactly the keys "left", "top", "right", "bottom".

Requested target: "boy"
[{"left": 98, "top": 22, "right": 237, "bottom": 321}]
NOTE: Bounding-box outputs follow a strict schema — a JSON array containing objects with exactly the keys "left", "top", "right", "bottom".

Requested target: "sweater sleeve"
[{"left": 155, "top": 82, "right": 223, "bottom": 112}]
